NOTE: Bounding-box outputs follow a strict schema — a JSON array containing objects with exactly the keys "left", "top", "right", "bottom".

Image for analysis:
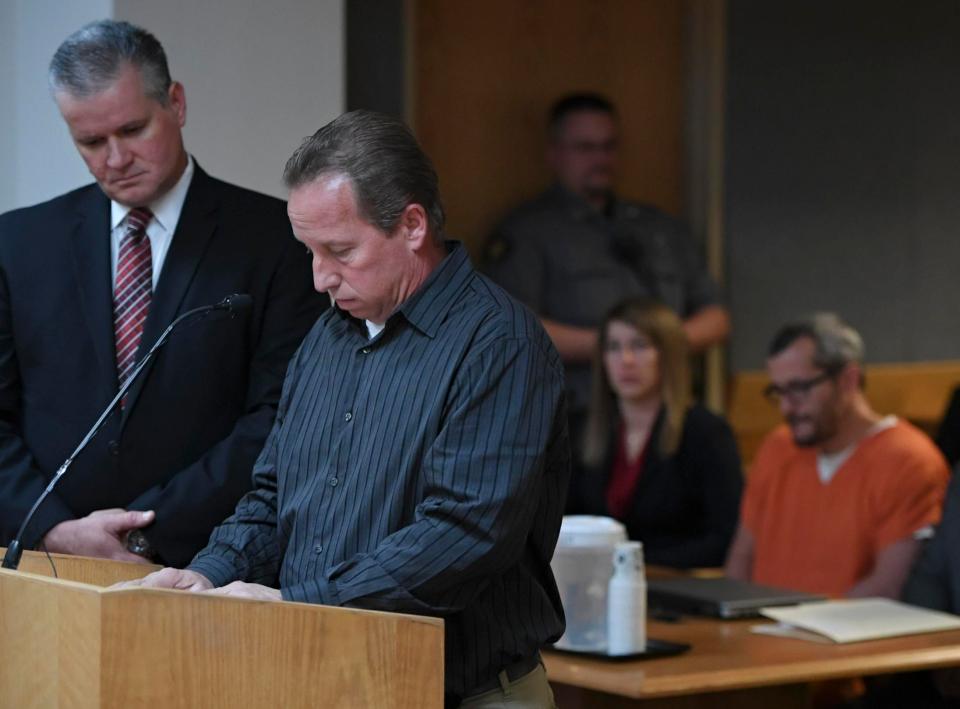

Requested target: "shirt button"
[
  {"left": 361, "top": 347, "right": 371, "bottom": 354},
  {"left": 313, "top": 544, "right": 323, "bottom": 554},
  {"left": 329, "top": 477, "right": 339, "bottom": 487},
  {"left": 344, "top": 412, "right": 353, "bottom": 422},
  {"left": 107, "top": 440, "right": 120, "bottom": 456}
]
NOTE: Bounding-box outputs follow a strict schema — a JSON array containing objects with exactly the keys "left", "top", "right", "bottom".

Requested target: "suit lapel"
[
  {"left": 632, "top": 409, "right": 666, "bottom": 495},
  {"left": 69, "top": 188, "right": 117, "bottom": 390},
  {"left": 121, "top": 166, "right": 220, "bottom": 422}
]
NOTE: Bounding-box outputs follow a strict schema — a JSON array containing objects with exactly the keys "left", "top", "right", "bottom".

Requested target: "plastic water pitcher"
[{"left": 550, "top": 515, "right": 627, "bottom": 651}]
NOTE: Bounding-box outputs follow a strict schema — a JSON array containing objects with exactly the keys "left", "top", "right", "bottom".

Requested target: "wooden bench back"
[{"left": 727, "top": 360, "right": 960, "bottom": 467}]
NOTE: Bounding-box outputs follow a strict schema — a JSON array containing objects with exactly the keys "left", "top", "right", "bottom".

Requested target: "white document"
[{"left": 750, "top": 598, "right": 960, "bottom": 644}]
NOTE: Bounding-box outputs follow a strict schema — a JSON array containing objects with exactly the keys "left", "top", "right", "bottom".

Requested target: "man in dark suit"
[{"left": 0, "top": 20, "right": 324, "bottom": 566}]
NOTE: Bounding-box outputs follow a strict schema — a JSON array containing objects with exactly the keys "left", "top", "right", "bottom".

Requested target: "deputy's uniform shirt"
[{"left": 484, "top": 184, "right": 721, "bottom": 410}]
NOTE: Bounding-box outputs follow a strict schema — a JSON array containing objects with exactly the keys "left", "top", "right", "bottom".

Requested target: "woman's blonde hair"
[{"left": 582, "top": 298, "right": 691, "bottom": 466}]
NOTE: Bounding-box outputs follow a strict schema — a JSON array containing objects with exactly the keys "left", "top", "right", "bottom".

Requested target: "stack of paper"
[{"left": 751, "top": 598, "right": 960, "bottom": 644}]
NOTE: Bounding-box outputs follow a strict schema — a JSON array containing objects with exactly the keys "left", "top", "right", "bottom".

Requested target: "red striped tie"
[{"left": 114, "top": 207, "right": 153, "bottom": 395}]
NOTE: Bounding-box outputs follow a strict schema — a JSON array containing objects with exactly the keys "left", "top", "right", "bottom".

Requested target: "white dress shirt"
[{"left": 109, "top": 155, "right": 195, "bottom": 289}]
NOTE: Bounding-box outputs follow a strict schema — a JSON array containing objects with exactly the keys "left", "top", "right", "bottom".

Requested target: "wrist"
[{"left": 42, "top": 520, "right": 72, "bottom": 553}]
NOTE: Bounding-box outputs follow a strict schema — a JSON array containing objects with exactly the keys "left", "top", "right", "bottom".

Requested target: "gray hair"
[
  {"left": 768, "top": 312, "right": 865, "bottom": 373},
  {"left": 49, "top": 20, "right": 172, "bottom": 104},
  {"left": 283, "top": 110, "right": 445, "bottom": 241}
]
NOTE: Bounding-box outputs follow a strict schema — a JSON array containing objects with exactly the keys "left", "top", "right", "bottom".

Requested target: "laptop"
[{"left": 647, "top": 577, "right": 826, "bottom": 619}]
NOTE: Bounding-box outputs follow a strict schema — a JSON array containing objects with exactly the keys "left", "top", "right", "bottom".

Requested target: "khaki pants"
[{"left": 458, "top": 663, "right": 557, "bottom": 709}]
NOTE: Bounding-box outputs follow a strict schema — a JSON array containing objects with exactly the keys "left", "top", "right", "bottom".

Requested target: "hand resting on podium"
[
  {"left": 114, "top": 566, "right": 282, "bottom": 601},
  {"left": 206, "top": 581, "right": 282, "bottom": 601}
]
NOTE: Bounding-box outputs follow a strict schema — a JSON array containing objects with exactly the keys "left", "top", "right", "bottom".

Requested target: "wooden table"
[{"left": 545, "top": 615, "right": 960, "bottom": 708}]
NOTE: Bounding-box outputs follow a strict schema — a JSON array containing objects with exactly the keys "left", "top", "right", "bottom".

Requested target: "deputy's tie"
[{"left": 114, "top": 207, "right": 153, "bottom": 392}]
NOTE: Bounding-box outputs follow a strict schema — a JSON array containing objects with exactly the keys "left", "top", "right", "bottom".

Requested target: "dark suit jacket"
[
  {"left": 903, "top": 465, "right": 960, "bottom": 612},
  {"left": 568, "top": 404, "right": 743, "bottom": 568},
  {"left": 0, "top": 165, "right": 325, "bottom": 565}
]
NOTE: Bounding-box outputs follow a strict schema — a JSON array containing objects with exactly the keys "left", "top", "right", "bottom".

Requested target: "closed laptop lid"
[{"left": 648, "top": 577, "right": 826, "bottom": 618}]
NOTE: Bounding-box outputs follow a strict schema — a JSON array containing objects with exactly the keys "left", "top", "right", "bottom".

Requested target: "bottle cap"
[{"left": 612, "top": 541, "right": 644, "bottom": 573}]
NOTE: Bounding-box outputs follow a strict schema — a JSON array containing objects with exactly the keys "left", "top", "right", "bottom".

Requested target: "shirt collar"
[
  {"left": 396, "top": 241, "right": 473, "bottom": 337},
  {"left": 110, "top": 154, "right": 195, "bottom": 232},
  {"left": 330, "top": 241, "right": 474, "bottom": 340}
]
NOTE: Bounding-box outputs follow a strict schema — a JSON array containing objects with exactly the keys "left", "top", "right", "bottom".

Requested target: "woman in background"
[{"left": 570, "top": 298, "right": 743, "bottom": 569}]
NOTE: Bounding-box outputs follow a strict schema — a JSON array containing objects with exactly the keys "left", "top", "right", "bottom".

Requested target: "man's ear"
[
  {"left": 397, "top": 203, "right": 430, "bottom": 249},
  {"left": 838, "top": 362, "right": 863, "bottom": 393},
  {"left": 168, "top": 81, "right": 186, "bottom": 127},
  {"left": 546, "top": 141, "right": 561, "bottom": 173}
]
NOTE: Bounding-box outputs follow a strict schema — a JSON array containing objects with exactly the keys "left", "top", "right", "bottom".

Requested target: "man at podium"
[{"left": 131, "top": 111, "right": 570, "bottom": 707}]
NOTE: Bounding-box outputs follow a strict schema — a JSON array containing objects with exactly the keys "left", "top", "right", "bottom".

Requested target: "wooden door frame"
[{"left": 685, "top": 0, "right": 729, "bottom": 412}]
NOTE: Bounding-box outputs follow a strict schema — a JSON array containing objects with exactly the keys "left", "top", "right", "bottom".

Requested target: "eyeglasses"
[{"left": 763, "top": 372, "right": 835, "bottom": 405}]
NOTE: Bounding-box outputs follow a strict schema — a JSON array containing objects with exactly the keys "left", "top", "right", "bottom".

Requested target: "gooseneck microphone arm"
[{"left": 1, "top": 293, "right": 252, "bottom": 570}]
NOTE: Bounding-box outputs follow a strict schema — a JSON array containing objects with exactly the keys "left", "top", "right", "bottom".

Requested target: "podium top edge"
[{"left": 0, "top": 567, "right": 443, "bottom": 626}]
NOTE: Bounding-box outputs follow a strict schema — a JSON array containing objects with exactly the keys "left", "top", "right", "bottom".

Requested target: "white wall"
[
  {"left": 115, "top": 0, "right": 344, "bottom": 198},
  {"left": 0, "top": 3, "right": 15, "bottom": 212},
  {"left": 2, "top": 0, "right": 114, "bottom": 214},
  {"left": 1, "top": 0, "right": 345, "bottom": 212}
]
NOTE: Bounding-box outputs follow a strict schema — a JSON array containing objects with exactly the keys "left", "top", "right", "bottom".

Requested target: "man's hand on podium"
[
  {"left": 205, "top": 581, "right": 282, "bottom": 601},
  {"left": 114, "top": 566, "right": 213, "bottom": 591},
  {"left": 112, "top": 569, "right": 281, "bottom": 601},
  {"left": 44, "top": 508, "right": 155, "bottom": 563}
]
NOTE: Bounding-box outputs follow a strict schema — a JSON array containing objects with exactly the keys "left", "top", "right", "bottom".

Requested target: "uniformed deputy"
[{"left": 484, "top": 93, "right": 730, "bottom": 418}]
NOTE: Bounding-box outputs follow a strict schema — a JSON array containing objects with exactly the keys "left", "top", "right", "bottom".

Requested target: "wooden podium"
[{"left": 0, "top": 551, "right": 444, "bottom": 708}]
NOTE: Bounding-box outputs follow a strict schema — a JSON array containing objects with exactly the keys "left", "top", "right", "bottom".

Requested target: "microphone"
[
  {"left": 217, "top": 293, "right": 252, "bottom": 315},
  {"left": 1, "top": 294, "right": 252, "bottom": 570}
]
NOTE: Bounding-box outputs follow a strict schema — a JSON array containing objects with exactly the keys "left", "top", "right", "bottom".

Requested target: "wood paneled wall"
[{"left": 410, "top": 0, "right": 686, "bottom": 255}]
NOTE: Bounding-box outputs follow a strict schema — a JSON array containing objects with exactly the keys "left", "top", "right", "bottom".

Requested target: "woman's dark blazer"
[{"left": 568, "top": 404, "right": 743, "bottom": 569}]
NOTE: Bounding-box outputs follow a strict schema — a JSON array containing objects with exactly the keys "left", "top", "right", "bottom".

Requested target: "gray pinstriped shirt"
[{"left": 188, "top": 242, "right": 570, "bottom": 697}]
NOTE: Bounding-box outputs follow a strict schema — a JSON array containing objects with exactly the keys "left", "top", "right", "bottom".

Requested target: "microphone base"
[{"left": 1, "top": 540, "right": 22, "bottom": 570}]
